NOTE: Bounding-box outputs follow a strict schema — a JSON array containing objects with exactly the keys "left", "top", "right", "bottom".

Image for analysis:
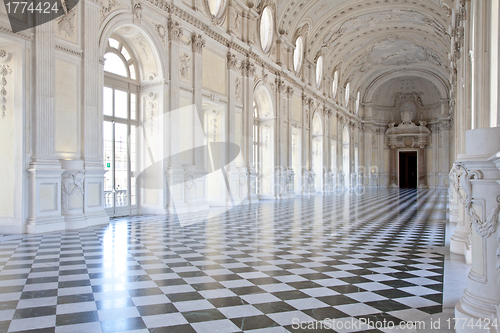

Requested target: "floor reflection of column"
[
  {"left": 389, "top": 147, "right": 397, "bottom": 187},
  {"left": 418, "top": 147, "right": 427, "bottom": 188}
]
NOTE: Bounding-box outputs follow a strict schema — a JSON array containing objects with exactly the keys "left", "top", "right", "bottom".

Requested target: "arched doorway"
[
  {"left": 253, "top": 84, "right": 275, "bottom": 199},
  {"left": 101, "top": 24, "right": 164, "bottom": 217},
  {"left": 312, "top": 113, "right": 323, "bottom": 193}
]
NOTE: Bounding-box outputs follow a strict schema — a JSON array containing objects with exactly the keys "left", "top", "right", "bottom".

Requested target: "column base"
[
  {"left": 64, "top": 215, "right": 88, "bottom": 230},
  {"left": 25, "top": 216, "right": 66, "bottom": 234},
  {"left": 455, "top": 293, "right": 499, "bottom": 333},
  {"left": 85, "top": 212, "right": 109, "bottom": 228},
  {"left": 450, "top": 229, "right": 472, "bottom": 264}
]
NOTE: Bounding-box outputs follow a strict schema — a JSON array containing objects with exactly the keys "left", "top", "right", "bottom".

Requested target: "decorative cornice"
[
  {"left": 55, "top": 44, "right": 83, "bottom": 57},
  {"left": 140, "top": 80, "right": 167, "bottom": 90},
  {"left": 0, "top": 25, "right": 33, "bottom": 41}
]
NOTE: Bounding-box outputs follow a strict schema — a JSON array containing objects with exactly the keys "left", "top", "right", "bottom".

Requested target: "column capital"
[
  {"left": 275, "top": 77, "right": 285, "bottom": 93},
  {"left": 246, "top": 60, "right": 256, "bottom": 76},
  {"left": 168, "top": 20, "right": 183, "bottom": 43},
  {"left": 227, "top": 53, "right": 239, "bottom": 70},
  {"left": 192, "top": 34, "right": 205, "bottom": 53}
]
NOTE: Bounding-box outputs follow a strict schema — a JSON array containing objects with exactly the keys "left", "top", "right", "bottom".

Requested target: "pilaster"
[
  {"left": 243, "top": 58, "right": 258, "bottom": 203},
  {"left": 226, "top": 50, "right": 248, "bottom": 205},
  {"left": 26, "top": 20, "right": 65, "bottom": 233},
  {"left": 82, "top": 0, "right": 108, "bottom": 227},
  {"left": 165, "top": 19, "right": 187, "bottom": 214}
]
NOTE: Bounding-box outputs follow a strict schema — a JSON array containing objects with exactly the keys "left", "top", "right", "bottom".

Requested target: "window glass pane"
[
  {"left": 103, "top": 121, "right": 114, "bottom": 208},
  {"left": 115, "top": 90, "right": 128, "bottom": 118},
  {"left": 114, "top": 123, "right": 129, "bottom": 207},
  {"left": 129, "top": 64, "right": 136, "bottom": 80},
  {"left": 260, "top": 7, "right": 273, "bottom": 53},
  {"left": 104, "top": 53, "right": 128, "bottom": 77},
  {"left": 345, "top": 82, "right": 350, "bottom": 107},
  {"left": 109, "top": 38, "right": 120, "bottom": 49},
  {"left": 103, "top": 87, "right": 113, "bottom": 116},
  {"left": 208, "top": 0, "right": 224, "bottom": 17},
  {"left": 332, "top": 71, "right": 338, "bottom": 98},
  {"left": 316, "top": 56, "right": 323, "bottom": 88},
  {"left": 294, "top": 37, "right": 303, "bottom": 73},
  {"left": 130, "top": 125, "right": 136, "bottom": 206},
  {"left": 356, "top": 91, "right": 360, "bottom": 113},
  {"left": 121, "top": 47, "right": 131, "bottom": 61},
  {"left": 130, "top": 93, "right": 136, "bottom": 120}
]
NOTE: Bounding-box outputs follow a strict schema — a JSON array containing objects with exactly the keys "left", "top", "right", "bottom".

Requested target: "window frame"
[
  {"left": 293, "top": 36, "right": 304, "bottom": 74},
  {"left": 260, "top": 6, "right": 274, "bottom": 54},
  {"left": 316, "top": 56, "right": 324, "bottom": 88}
]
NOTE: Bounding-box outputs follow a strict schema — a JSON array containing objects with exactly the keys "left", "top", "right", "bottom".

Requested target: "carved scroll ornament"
[{"left": 455, "top": 162, "right": 500, "bottom": 239}]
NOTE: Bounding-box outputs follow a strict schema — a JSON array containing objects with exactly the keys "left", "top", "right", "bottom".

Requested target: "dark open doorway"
[{"left": 399, "top": 151, "right": 418, "bottom": 188}]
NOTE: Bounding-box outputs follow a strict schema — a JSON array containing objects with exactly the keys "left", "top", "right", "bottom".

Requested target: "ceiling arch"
[
  {"left": 275, "top": 0, "right": 452, "bottom": 104},
  {"left": 364, "top": 68, "right": 450, "bottom": 103}
]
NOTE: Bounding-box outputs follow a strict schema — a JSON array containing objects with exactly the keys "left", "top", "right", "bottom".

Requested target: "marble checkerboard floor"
[{"left": 0, "top": 189, "right": 453, "bottom": 333}]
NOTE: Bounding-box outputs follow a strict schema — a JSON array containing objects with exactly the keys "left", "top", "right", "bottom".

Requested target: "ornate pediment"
[{"left": 385, "top": 105, "right": 431, "bottom": 148}]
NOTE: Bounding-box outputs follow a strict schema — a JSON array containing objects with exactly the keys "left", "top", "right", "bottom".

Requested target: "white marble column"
[
  {"left": 165, "top": 20, "right": 187, "bottom": 214},
  {"left": 338, "top": 115, "right": 344, "bottom": 189},
  {"left": 300, "top": 94, "right": 309, "bottom": 195},
  {"left": 284, "top": 86, "right": 294, "bottom": 198},
  {"left": 81, "top": 0, "right": 108, "bottom": 227},
  {"left": 363, "top": 124, "right": 374, "bottom": 187},
  {"left": 471, "top": 0, "right": 494, "bottom": 129},
  {"left": 455, "top": 127, "right": 500, "bottom": 332},
  {"left": 191, "top": 34, "right": 210, "bottom": 211},
  {"left": 226, "top": 51, "right": 248, "bottom": 205},
  {"left": 243, "top": 59, "right": 258, "bottom": 203},
  {"left": 324, "top": 109, "right": 333, "bottom": 193},
  {"left": 274, "top": 78, "right": 285, "bottom": 199},
  {"left": 439, "top": 118, "right": 451, "bottom": 187},
  {"left": 449, "top": 161, "right": 472, "bottom": 263}
]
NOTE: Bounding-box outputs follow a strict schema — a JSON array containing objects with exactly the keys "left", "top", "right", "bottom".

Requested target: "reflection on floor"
[{"left": 0, "top": 189, "right": 469, "bottom": 333}]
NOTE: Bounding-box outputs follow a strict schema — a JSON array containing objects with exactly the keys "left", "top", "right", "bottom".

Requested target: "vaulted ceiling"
[{"left": 274, "top": 0, "right": 453, "bottom": 104}]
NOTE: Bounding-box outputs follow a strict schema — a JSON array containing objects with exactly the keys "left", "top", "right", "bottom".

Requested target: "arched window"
[
  {"left": 103, "top": 36, "right": 139, "bottom": 216},
  {"left": 260, "top": 7, "right": 274, "bottom": 53},
  {"left": 316, "top": 56, "right": 324, "bottom": 88},
  {"left": 253, "top": 101, "right": 259, "bottom": 171},
  {"left": 345, "top": 82, "right": 350, "bottom": 107},
  {"left": 342, "top": 126, "right": 350, "bottom": 187},
  {"left": 104, "top": 38, "right": 137, "bottom": 80},
  {"left": 293, "top": 36, "right": 304, "bottom": 73},
  {"left": 253, "top": 85, "right": 274, "bottom": 197},
  {"left": 207, "top": 0, "right": 226, "bottom": 19},
  {"left": 332, "top": 71, "right": 338, "bottom": 98},
  {"left": 355, "top": 91, "right": 361, "bottom": 114}
]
